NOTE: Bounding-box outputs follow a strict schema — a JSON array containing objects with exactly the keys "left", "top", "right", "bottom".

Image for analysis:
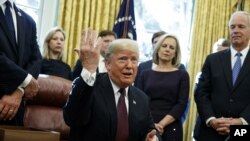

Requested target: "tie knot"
[
  {"left": 235, "top": 52, "right": 242, "bottom": 57},
  {"left": 5, "top": 0, "right": 12, "bottom": 8},
  {"left": 119, "top": 88, "right": 126, "bottom": 97}
]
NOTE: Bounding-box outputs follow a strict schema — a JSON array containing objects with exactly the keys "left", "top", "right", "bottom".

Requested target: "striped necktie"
[{"left": 232, "top": 52, "right": 242, "bottom": 85}]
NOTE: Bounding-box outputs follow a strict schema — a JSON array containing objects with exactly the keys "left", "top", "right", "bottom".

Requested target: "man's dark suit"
[
  {"left": 72, "top": 59, "right": 82, "bottom": 80},
  {"left": 195, "top": 49, "right": 250, "bottom": 141},
  {"left": 63, "top": 73, "right": 157, "bottom": 141},
  {"left": 0, "top": 3, "right": 42, "bottom": 124}
]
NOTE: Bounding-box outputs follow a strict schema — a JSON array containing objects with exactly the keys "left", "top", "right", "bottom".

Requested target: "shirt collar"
[
  {"left": 230, "top": 45, "right": 250, "bottom": 58},
  {"left": 109, "top": 78, "right": 128, "bottom": 97},
  {"left": 99, "top": 55, "right": 105, "bottom": 62}
]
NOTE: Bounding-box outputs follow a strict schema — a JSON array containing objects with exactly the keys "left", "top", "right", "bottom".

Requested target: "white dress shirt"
[{"left": 81, "top": 68, "right": 129, "bottom": 111}]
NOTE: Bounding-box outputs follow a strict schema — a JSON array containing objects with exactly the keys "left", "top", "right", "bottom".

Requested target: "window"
[
  {"left": 15, "top": 0, "right": 42, "bottom": 37},
  {"left": 14, "top": 0, "right": 58, "bottom": 48},
  {"left": 135, "top": 0, "right": 194, "bottom": 65}
]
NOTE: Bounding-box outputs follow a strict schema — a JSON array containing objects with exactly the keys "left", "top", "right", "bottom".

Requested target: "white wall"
[{"left": 38, "top": 0, "right": 58, "bottom": 49}]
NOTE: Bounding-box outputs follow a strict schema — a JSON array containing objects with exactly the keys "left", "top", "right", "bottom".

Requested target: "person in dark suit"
[
  {"left": 63, "top": 29, "right": 161, "bottom": 141},
  {"left": 193, "top": 38, "right": 230, "bottom": 141},
  {"left": 72, "top": 30, "right": 117, "bottom": 79},
  {"left": 0, "top": 0, "right": 41, "bottom": 125},
  {"left": 194, "top": 11, "right": 250, "bottom": 141}
]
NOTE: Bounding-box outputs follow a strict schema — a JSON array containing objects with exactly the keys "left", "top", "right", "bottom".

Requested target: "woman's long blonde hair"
[{"left": 42, "top": 27, "right": 66, "bottom": 61}]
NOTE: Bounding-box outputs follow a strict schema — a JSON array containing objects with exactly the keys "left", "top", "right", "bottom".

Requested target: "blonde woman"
[
  {"left": 41, "top": 27, "right": 72, "bottom": 80},
  {"left": 137, "top": 34, "right": 189, "bottom": 141}
]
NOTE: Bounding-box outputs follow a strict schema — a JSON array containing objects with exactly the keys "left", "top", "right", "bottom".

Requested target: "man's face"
[
  {"left": 229, "top": 13, "right": 250, "bottom": 50},
  {"left": 106, "top": 50, "right": 138, "bottom": 88},
  {"left": 100, "top": 35, "right": 115, "bottom": 57}
]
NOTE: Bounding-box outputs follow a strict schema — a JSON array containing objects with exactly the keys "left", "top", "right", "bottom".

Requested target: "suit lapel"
[
  {"left": 127, "top": 87, "right": 137, "bottom": 139},
  {"left": 221, "top": 49, "right": 233, "bottom": 88},
  {"left": 233, "top": 48, "right": 250, "bottom": 89},
  {"left": 14, "top": 4, "right": 24, "bottom": 64},
  {"left": 100, "top": 74, "right": 117, "bottom": 137},
  {"left": 0, "top": 8, "right": 18, "bottom": 54}
]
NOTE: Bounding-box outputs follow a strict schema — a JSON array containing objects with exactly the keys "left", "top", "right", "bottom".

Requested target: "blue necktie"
[
  {"left": 5, "top": 0, "right": 16, "bottom": 42},
  {"left": 232, "top": 52, "right": 242, "bottom": 85}
]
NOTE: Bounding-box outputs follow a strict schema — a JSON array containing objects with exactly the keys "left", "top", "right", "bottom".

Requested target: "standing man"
[
  {"left": 72, "top": 30, "right": 116, "bottom": 79},
  {"left": 64, "top": 29, "right": 161, "bottom": 141},
  {"left": 195, "top": 11, "right": 250, "bottom": 141},
  {"left": 0, "top": 0, "right": 41, "bottom": 125}
]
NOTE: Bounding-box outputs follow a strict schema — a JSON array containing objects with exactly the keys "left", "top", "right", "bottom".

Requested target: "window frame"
[{"left": 15, "top": 0, "right": 59, "bottom": 49}]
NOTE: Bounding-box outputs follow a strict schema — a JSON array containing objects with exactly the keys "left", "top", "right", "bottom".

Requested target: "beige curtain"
[
  {"left": 183, "top": 0, "right": 249, "bottom": 141},
  {"left": 57, "top": 0, "right": 122, "bottom": 68},
  {"left": 239, "top": 0, "right": 250, "bottom": 11}
]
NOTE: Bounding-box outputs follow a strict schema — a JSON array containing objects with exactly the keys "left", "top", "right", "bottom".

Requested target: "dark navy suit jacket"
[
  {"left": 0, "top": 4, "right": 41, "bottom": 125},
  {"left": 64, "top": 73, "right": 161, "bottom": 141},
  {"left": 195, "top": 49, "right": 250, "bottom": 141},
  {"left": 72, "top": 59, "right": 82, "bottom": 80}
]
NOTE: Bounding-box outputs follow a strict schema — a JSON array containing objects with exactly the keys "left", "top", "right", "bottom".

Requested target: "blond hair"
[
  {"left": 152, "top": 34, "right": 181, "bottom": 68},
  {"left": 105, "top": 39, "right": 139, "bottom": 60},
  {"left": 43, "top": 27, "right": 66, "bottom": 61}
]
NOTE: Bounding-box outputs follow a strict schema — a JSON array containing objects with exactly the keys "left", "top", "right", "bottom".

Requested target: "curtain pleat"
[{"left": 57, "top": 0, "right": 121, "bottom": 68}]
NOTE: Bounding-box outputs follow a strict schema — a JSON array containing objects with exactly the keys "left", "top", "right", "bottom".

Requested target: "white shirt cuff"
[
  {"left": 17, "top": 87, "right": 24, "bottom": 95},
  {"left": 81, "top": 68, "right": 96, "bottom": 86},
  {"left": 240, "top": 117, "right": 248, "bottom": 125},
  {"left": 19, "top": 74, "right": 32, "bottom": 88},
  {"left": 206, "top": 117, "right": 216, "bottom": 126}
]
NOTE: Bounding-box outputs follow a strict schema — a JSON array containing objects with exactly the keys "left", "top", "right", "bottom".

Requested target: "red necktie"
[{"left": 116, "top": 88, "right": 128, "bottom": 141}]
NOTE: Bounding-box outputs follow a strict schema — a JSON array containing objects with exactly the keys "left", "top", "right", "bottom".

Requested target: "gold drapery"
[
  {"left": 57, "top": 0, "right": 122, "bottom": 68},
  {"left": 184, "top": 0, "right": 249, "bottom": 141}
]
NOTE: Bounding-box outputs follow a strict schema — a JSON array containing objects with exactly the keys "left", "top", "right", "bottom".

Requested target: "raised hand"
[{"left": 79, "top": 28, "right": 102, "bottom": 73}]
